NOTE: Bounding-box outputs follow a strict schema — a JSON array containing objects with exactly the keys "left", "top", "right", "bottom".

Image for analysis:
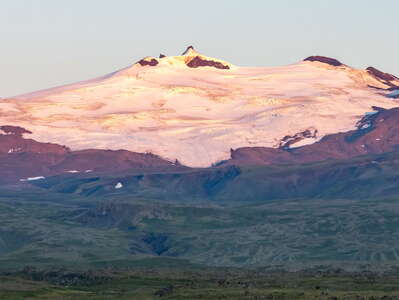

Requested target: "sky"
[{"left": 1, "top": 0, "right": 398, "bottom": 97}]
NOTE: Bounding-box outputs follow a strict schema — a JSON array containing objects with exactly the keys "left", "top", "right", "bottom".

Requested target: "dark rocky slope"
[
  {"left": 225, "top": 106, "right": 399, "bottom": 166},
  {"left": 0, "top": 126, "right": 184, "bottom": 184}
]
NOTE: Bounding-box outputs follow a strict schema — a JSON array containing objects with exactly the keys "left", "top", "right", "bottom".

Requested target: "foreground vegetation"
[{"left": 3, "top": 267, "right": 399, "bottom": 299}]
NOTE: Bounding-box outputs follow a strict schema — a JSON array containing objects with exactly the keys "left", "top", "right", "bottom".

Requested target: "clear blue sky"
[{"left": 1, "top": 0, "right": 398, "bottom": 97}]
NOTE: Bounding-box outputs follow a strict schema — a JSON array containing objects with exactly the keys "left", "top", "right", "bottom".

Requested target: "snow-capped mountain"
[{"left": 1, "top": 46, "right": 398, "bottom": 167}]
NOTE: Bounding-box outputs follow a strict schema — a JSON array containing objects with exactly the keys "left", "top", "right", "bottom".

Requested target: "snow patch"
[
  {"left": 8, "top": 148, "right": 22, "bottom": 153},
  {"left": 288, "top": 137, "right": 318, "bottom": 149},
  {"left": 360, "top": 123, "right": 371, "bottom": 130},
  {"left": 20, "top": 176, "right": 45, "bottom": 182}
]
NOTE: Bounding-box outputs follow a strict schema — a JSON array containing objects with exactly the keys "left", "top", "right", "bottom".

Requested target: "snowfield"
[{"left": 1, "top": 47, "right": 398, "bottom": 167}]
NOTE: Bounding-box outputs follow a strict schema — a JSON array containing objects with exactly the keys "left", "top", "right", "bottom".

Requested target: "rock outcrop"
[{"left": 304, "top": 56, "right": 344, "bottom": 67}]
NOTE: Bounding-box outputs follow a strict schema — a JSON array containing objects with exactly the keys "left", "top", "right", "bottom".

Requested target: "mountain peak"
[
  {"left": 182, "top": 45, "right": 198, "bottom": 56},
  {"left": 9, "top": 47, "right": 398, "bottom": 168}
]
